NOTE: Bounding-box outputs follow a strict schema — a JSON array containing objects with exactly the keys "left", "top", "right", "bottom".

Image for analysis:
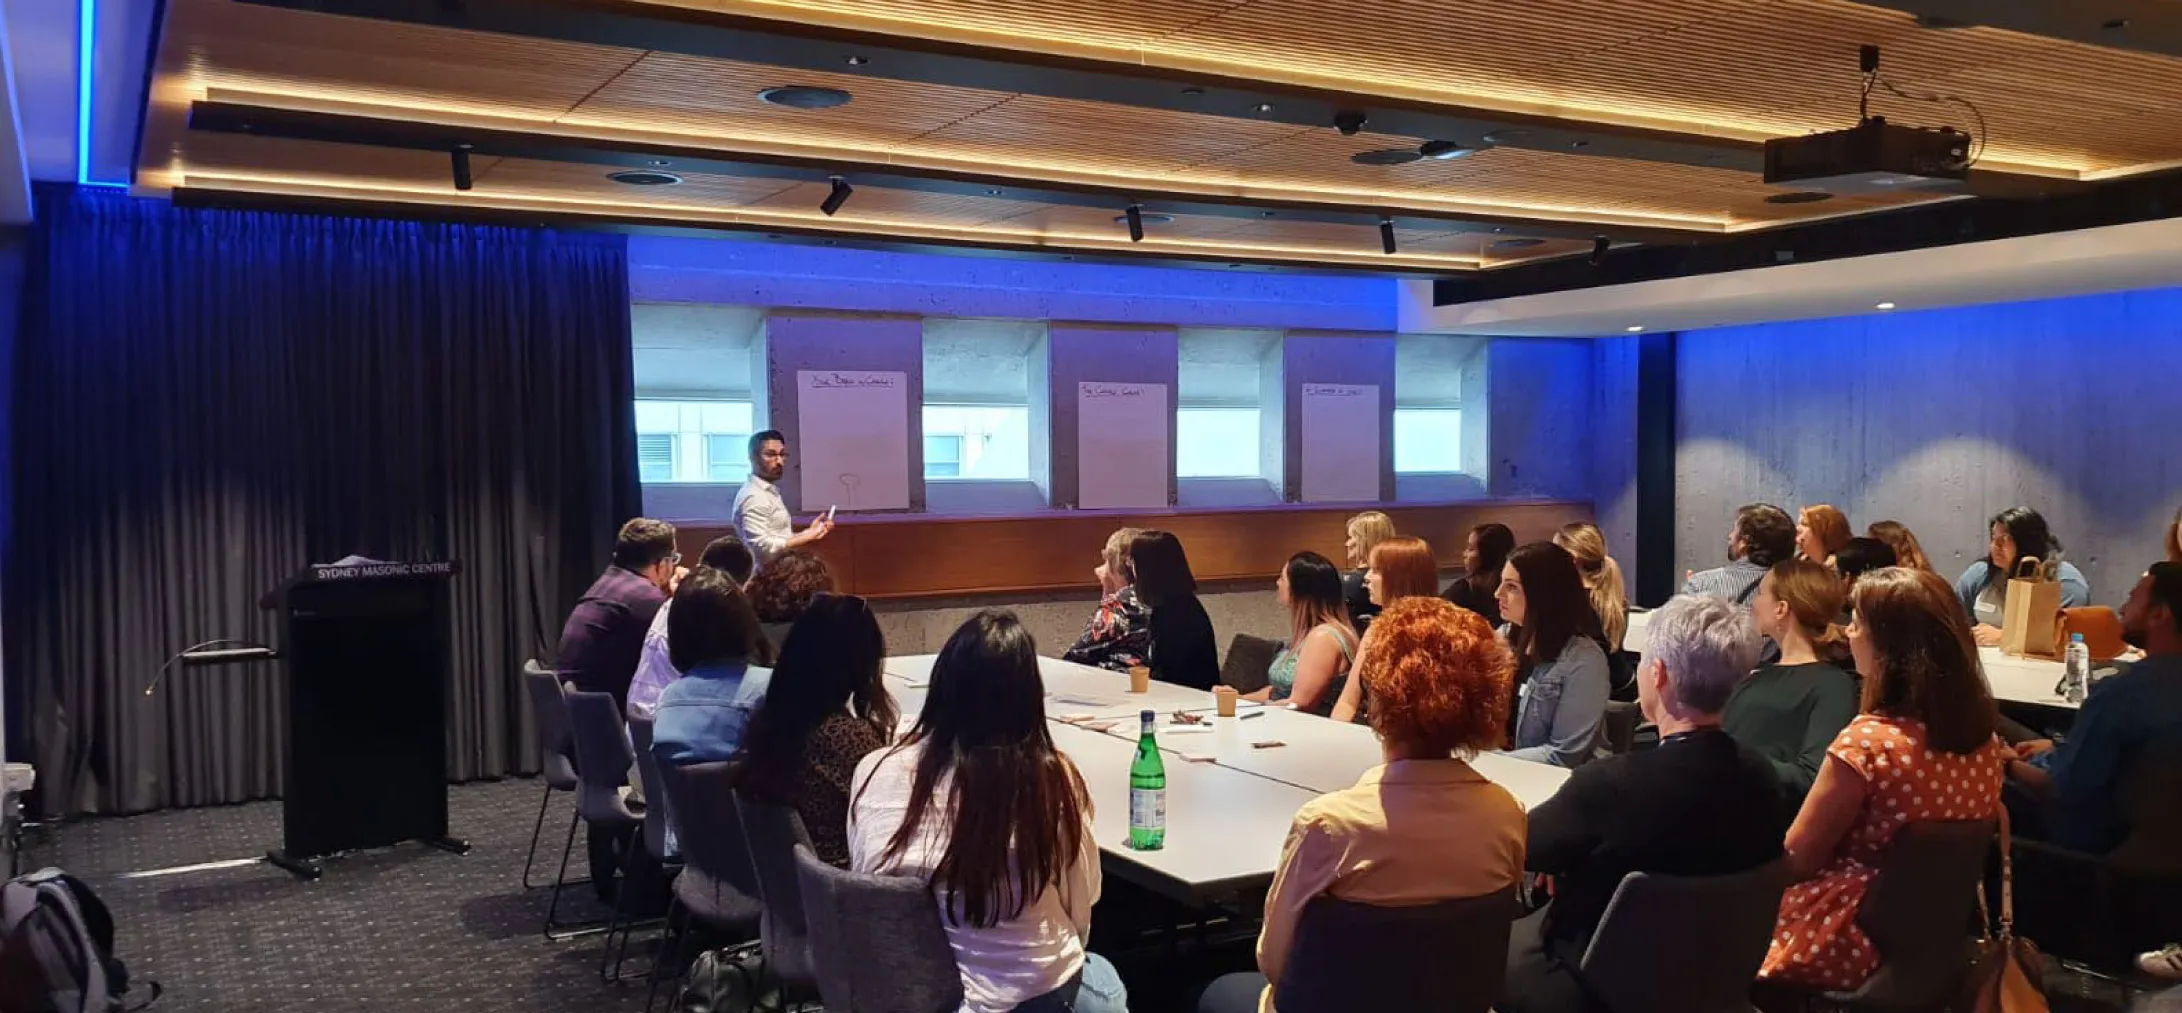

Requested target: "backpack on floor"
[{"left": 0, "top": 867, "right": 155, "bottom": 1012}]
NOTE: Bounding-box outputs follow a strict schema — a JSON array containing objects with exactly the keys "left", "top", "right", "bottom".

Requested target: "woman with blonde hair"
[
  {"left": 1329, "top": 536, "right": 1442, "bottom": 723},
  {"left": 1795, "top": 505, "right": 1853, "bottom": 566},
  {"left": 1552, "top": 522, "right": 1627, "bottom": 652},
  {"left": 1723, "top": 560, "right": 1859, "bottom": 805},
  {"left": 1865, "top": 520, "right": 1934, "bottom": 573},
  {"left": 1340, "top": 511, "right": 1398, "bottom": 628},
  {"left": 1061, "top": 527, "right": 1151, "bottom": 673}
]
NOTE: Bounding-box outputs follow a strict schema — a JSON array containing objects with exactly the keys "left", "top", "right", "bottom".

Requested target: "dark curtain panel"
[{"left": 5, "top": 186, "right": 640, "bottom": 818}]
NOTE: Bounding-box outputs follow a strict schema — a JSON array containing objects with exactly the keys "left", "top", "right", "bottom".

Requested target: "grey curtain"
[{"left": 5, "top": 185, "right": 641, "bottom": 817}]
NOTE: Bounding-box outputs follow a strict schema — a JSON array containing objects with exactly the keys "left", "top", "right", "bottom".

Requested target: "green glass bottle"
[{"left": 1128, "top": 709, "right": 1166, "bottom": 851}]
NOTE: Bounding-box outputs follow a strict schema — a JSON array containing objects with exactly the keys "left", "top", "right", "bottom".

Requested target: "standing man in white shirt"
[{"left": 732, "top": 429, "right": 832, "bottom": 569}]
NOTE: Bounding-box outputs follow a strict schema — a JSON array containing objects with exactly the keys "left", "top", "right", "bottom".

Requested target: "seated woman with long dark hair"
[
  {"left": 1246, "top": 551, "right": 1358, "bottom": 716},
  {"left": 1498, "top": 542, "right": 1610, "bottom": 767},
  {"left": 1200, "top": 598, "right": 1524, "bottom": 1013},
  {"left": 1443, "top": 522, "right": 1516, "bottom": 628},
  {"left": 727, "top": 594, "right": 897, "bottom": 868},
  {"left": 850, "top": 611, "right": 1127, "bottom": 1013},
  {"left": 1131, "top": 530, "right": 1219, "bottom": 690},
  {"left": 1954, "top": 506, "right": 2090, "bottom": 646}
]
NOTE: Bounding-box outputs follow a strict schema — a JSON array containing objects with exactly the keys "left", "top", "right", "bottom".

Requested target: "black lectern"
[{"left": 259, "top": 560, "right": 465, "bottom": 879}]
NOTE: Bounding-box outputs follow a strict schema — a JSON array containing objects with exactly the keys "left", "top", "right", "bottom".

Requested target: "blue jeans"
[{"left": 1014, "top": 953, "right": 1128, "bottom": 1013}]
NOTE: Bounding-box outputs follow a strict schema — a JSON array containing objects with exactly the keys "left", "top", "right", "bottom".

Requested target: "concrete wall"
[
  {"left": 766, "top": 311, "right": 926, "bottom": 514},
  {"left": 1675, "top": 288, "right": 2182, "bottom": 603},
  {"left": 1590, "top": 336, "right": 1642, "bottom": 580},
  {"left": 1486, "top": 338, "right": 1599, "bottom": 500},
  {"left": 1045, "top": 324, "right": 1179, "bottom": 510}
]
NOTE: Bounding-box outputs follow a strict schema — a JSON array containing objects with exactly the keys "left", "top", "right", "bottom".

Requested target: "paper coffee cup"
[
  {"left": 1128, "top": 666, "right": 1151, "bottom": 693},
  {"left": 1214, "top": 686, "right": 1238, "bottom": 717}
]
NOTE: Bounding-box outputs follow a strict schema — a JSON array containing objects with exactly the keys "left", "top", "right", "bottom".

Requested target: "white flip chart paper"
[
  {"left": 1076, "top": 382, "right": 1169, "bottom": 509},
  {"left": 797, "top": 369, "right": 910, "bottom": 511},
  {"left": 1300, "top": 382, "right": 1380, "bottom": 503}
]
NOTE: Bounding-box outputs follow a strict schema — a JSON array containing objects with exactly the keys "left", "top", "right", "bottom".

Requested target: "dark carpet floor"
[
  {"left": 30, "top": 778, "right": 653, "bottom": 1013},
  {"left": 17, "top": 776, "right": 2174, "bottom": 1013}
]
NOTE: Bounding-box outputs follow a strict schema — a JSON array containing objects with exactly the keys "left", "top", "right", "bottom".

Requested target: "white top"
[
  {"left": 849, "top": 741, "right": 1100, "bottom": 1013},
  {"left": 731, "top": 475, "right": 792, "bottom": 567}
]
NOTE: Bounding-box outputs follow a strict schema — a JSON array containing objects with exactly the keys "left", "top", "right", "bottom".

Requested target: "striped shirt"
[{"left": 1681, "top": 559, "right": 1770, "bottom": 604}]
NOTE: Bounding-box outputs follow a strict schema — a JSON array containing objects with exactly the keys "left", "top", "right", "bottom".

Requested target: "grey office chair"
[
  {"left": 646, "top": 760, "right": 765, "bottom": 1013},
  {"left": 1219, "top": 633, "right": 1282, "bottom": 696},
  {"left": 1578, "top": 859, "right": 1790, "bottom": 1013},
  {"left": 565, "top": 690, "right": 645, "bottom": 954},
  {"left": 1273, "top": 886, "right": 1518, "bottom": 1013},
  {"left": 795, "top": 843, "right": 961, "bottom": 1013},
  {"left": 1821, "top": 820, "right": 1995, "bottom": 1011},
  {"left": 734, "top": 791, "right": 819, "bottom": 1002},
  {"left": 601, "top": 715, "right": 676, "bottom": 983},
  {"left": 520, "top": 661, "right": 581, "bottom": 891}
]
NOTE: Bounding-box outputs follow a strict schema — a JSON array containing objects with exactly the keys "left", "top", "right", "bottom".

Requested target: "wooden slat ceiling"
[
  {"left": 647, "top": 0, "right": 2182, "bottom": 178},
  {"left": 177, "top": 132, "right": 1599, "bottom": 270},
  {"left": 140, "top": 0, "right": 2176, "bottom": 272}
]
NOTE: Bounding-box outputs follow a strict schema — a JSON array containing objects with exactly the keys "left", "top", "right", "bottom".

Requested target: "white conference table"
[
  {"left": 1625, "top": 607, "right": 2092, "bottom": 710},
  {"left": 879, "top": 653, "right": 1573, "bottom": 903}
]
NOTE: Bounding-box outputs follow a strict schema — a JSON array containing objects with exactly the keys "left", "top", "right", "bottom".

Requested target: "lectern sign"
[{"left": 309, "top": 560, "right": 459, "bottom": 582}]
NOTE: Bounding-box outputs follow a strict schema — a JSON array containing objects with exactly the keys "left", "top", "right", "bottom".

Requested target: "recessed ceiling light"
[
  {"left": 1764, "top": 190, "right": 1835, "bottom": 205},
  {"left": 1418, "top": 140, "right": 1478, "bottom": 160},
  {"left": 1625, "top": 325, "right": 1645, "bottom": 333},
  {"left": 607, "top": 169, "right": 682, "bottom": 186},
  {"left": 645, "top": 159, "right": 671, "bottom": 168},
  {"left": 1875, "top": 301, "right": 1897, "bottom": 310},
  {"left": 1482, "top": 129, "right": 1530, "bottom": 145},
  {"left": 1181, "top": 87, "right": 1205, "bottom": 96},
  {"left": 1114, "top": 211, "right": 1175, "bottom": 226},
  {"left": 844, "top": 55, "right": 869, "bottom": 66},
  {"left": 1351, "top": 148, "right": 1422, "bottom": 166},
  {"left": 1252, "top": 102, "right": 1274, "bottom": 114},
  {"left": 984, "top": 188, "right": 1003, "bottom": 196},
  {"left": 757, "top": 85, "right": 853, "bottom": 109}
]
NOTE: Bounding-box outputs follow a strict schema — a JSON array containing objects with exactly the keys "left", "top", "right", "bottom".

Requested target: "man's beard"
[{"left": 2123, "top": 624, "right": 2147, "bottom": 650}]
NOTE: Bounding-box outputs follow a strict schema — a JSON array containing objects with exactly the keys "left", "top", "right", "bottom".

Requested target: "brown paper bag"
[{"left": 2001, "top": 557, "right": 2062, "bottom": 659}]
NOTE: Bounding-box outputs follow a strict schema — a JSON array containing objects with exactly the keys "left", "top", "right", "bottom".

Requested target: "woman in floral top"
[
  {"left": 1063, "top": 527, "right": 1153, "bottom": 672},
  {"left": 727, "top": 593, "right": 897, "bottom": 868}
]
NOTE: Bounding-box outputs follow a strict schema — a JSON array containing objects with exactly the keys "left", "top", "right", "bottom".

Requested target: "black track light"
[
  {"left": 1379, "top": 217, "right": 1397, "bottom": 255},
  {"left": 1589, "top": 236, "right": 1610, "bottom": 266},
  {"left": 1125, "top": 204, "right": 1145, "bottom": 243},
  {"left": 820, "top": 176, "right": 853, "bottom": 216},
  {"left": 1334, "top": 110, "right": 1370, "bottom": 136},
  {"left": 450, "top": 146, "right": 473, "bottom": 191}
]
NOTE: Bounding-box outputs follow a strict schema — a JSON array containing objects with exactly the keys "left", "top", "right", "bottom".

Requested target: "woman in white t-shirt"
[{"left": 849, "top": 611, "right": 1128, "bottom": 1013}]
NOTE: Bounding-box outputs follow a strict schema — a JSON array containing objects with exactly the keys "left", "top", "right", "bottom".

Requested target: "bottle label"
[{"left": 1130, "top": 787, "right": 1165, "bottom": 830}]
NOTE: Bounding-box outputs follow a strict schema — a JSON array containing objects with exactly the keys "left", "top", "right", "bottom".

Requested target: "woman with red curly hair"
[{"left": 1198, "top": 598, "right": 1526, "bottom": 1013}]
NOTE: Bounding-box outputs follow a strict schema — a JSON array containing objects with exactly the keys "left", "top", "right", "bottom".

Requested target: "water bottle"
[
  {"left": 2063, "top": 633, "right": 2090, "bottom": 704},
  {"left": 1128, "top": 709, "right": 1166, "bottom": 851}
]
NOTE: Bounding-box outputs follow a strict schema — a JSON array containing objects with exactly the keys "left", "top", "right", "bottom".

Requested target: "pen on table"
[{"left": 1239, "top": 710, "right": 1266, "bottom": 721}]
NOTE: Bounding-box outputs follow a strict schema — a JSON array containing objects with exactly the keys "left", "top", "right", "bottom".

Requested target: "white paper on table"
[
  {"left": 1299, "top": 382, "right": 1380, "bottom": 503},
  {"left": 797, "top": 369, "right": 911, "bottom": 511},
  {"left": 1053, "top": 694, "right": 1122, "bottom": 709},
  {"left": 1076, "top": 382, "right": 1169, "bottom": 509}
]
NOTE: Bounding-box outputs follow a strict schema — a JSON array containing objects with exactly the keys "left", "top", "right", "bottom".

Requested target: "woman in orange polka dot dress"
[{"left": 1759, "top": 567, "right": 2007, "bottom": 991}]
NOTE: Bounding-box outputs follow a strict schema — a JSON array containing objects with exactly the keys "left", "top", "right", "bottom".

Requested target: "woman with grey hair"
[{"left": 1501, "top": 595, "right": 1786, "bottom": 1013}]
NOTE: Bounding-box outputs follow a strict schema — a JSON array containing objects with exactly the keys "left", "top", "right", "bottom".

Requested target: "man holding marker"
[{"left": 732, "top": 429, "right": 833, "bottom": 570}]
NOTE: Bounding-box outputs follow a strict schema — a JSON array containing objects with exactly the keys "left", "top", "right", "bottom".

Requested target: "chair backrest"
[
  {"left": 2112, "top": 740, "right": 2182, "bottom": 875},
  {"left": 627, "top": 716, "right": 670, "bottom": 859},
  {"left": 1272, "top": 886, "right": 1516, "bottom": 1013},
  {"left": 1601, "top": 700, "right": 1643, "bottom": 755},
  {"left": 794, "top": 844, "right": 961, "bottom": 1013},
  {"left": 734, "top": 791, "right": 818, "bottom": 990},
  {"left": 1219, "top": 633, "right": 1282, "bottom": 695},
  {"left": 1847, "top": 820, "right": 1994, "bottom": 1005},
  {"left": 523, "top": 660, "right": 578, "bottom": 789},
  {"left": 563, "top": 690, "right": 636, "bottom": 826},
  {"left": 650, "top": 760, "right": 764, "bottom": 929},
  {"left": 1578, "top": 859, "right": 1789, "bottom": 1013}
]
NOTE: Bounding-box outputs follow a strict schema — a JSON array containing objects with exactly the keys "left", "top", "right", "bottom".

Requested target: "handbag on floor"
[
  {"left": 2001, "top": 557, "right": 2064, "bottom": 660},
  {"left": 677, "top": 944, "right": 762, "bottom": 1013},
  {"left": 1966, "top": 809, "right": 2047, "bottom": 1013},
  {"left": 0, "top": 867, "right": 157, "bottom": 1012}
]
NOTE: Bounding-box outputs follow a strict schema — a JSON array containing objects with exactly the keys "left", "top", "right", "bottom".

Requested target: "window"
[
  {"left": 924, "top": 434, "right": 963, "bottom": 478},
  {"left": 1176, "top": 407, "right": 1264, "bottom": 478},
  {"left": 921, "top": 405, "right": 1029, "bottom": 480},
  {"left": 634, "top": 399, "right": 755, "bottom": 483},
  {"left": 637, "top": 434, "right": 677, "bottom": 484},
  {"left": 921, "top": 318, "right": 1041, "bottom": 484},
  {"left": 1394, "top": 408, "right": 1463, "bottom": 473}
]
